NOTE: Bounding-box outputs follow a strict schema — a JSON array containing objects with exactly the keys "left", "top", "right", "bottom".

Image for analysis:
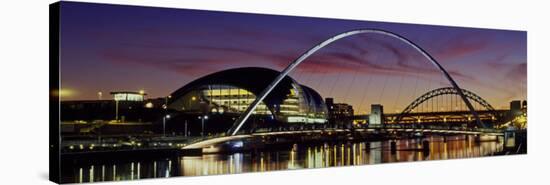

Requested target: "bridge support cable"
[
  {"left": 393, "top": 75, "right": 406, "bottom": 114},
  {"left": 453, "top": 95, "right": 462, "bottom": 111},
  {"left": 342, "top": 66, "right": 359, "bottom": 104},
  {"left": 290, "top": 68, "right": 305, "bottom": 84},
  {"left": 228, "top": 29, "right": 487, "bottom": 136},
  {"left": 446, "top": 94, "right": 449, "bottom": 112},
  {"left": 377, "top": 74, "right": 390, "bottom": 105},
  {"left": 433, "top": 96, "right": 436, "bottom": 113},
  {"left": 304, "top": 60, "right": 324, "bottom": 90},
  {"left": 457, "top": 94, "right": 466, "bottom": 110},
  {"left": 315, "top": 67, "right": 329, "bottom": 93},
  {"left": 303, "top": 62, "right": 316, "bottom": 86},
  {"left": 357, "top": 74, "right": 373, "bottom": 115},
  {"left": 411, "top": 66, "right": 421, "bottom": 113},
  {"left": 460, "top": 95, "right": 463, "bottom": 111},
  {"left": 328, "top": 68, "right": 343, "bottom": 99}
]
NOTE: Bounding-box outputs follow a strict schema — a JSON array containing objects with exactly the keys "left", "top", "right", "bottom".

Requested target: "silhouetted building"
[
  {"left": 510, "top": 100, "right": 522, "bottom": 117},
  {"left": 325, "top": 97, "right": 354, "bottom": 127},
  {"left": 60, "top": 91, "right": 163, "bottom": 123}
]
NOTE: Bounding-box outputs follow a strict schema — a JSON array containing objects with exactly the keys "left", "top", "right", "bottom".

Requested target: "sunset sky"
[{"left": 59, "top": 2, "right": 527, "bottom": 114}]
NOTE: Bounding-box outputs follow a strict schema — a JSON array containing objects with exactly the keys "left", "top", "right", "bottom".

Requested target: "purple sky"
[{"left": 59, "top": 2, "right": 527, "bottom": 114}]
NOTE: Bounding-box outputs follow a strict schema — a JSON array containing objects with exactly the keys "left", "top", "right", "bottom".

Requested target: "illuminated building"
[
  {"left": 168, "top": 67, "right": 327, "bottom": 124},
  {"left": 110, "top": 91, "right": 147, "bottom": 102},
  {"left": 509, "top": 100, "right": 527, "bottom": 129},
  {"left": 369, "top": 104, "right": 384, "bottom": 125}
]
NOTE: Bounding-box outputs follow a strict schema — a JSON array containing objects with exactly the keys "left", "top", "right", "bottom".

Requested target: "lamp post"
[
  {"left": 114, "top": 100, "right": 119, "bottom": 122},
  {"left": 198, "top": 115, "right": 208, "bottom": 137},
  {"left": 163, "top": 114, "right": 170, "bottom": 137},
  {"left": 162, "top": 95, "right": 171, "bottom": 137},
  {"left": 184, "top": 120, "right": 188, "bottom": 138}
]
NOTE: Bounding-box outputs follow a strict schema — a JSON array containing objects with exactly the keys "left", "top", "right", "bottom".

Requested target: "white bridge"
[{"left": 183, "top": 125, "right": 504, "bottom": 150}]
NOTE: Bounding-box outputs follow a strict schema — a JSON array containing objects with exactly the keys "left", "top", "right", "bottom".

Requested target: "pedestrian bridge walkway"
[{"left": 182, "top": 125, "right": 504, "bottom": 149}]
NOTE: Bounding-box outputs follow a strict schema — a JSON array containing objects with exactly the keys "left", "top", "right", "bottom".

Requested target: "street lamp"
[
  {"left": 115, "top": 99, "right": 119, "bottom": 122},
  {"left": 184, "top": 120, "right": 188, "bottom": 138},
  {"left": 162, "top": 95, "right": 171, "bottom": 137},
  {"left": 163, "top": 114, "right": 170, "bottom": 137},
  {"left": 198, "top": 115, "right": 209, "bottom": 137}
]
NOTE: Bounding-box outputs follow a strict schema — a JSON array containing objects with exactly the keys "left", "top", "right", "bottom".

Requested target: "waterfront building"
[
  {"left": 369, "top": 104, "right": 384, "bottom": 125},
  {"left": 325, "top": 97, "right": 354, "bottom": 127},
  {"left": 168, "top": 67, "right": 328, "bottom": 129}
]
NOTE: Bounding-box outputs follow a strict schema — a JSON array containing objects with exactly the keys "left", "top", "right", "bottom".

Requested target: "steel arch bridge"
[
  {"left": 396, "top": 87, "right": 496, "bottom": 123},
  {"left": 227, "top": 28, "right": 487, "bottom": 136}
]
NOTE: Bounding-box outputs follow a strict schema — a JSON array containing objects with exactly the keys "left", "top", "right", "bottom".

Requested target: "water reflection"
[{"left": 62, "top": 135, "right": 504, "bottom": 183}]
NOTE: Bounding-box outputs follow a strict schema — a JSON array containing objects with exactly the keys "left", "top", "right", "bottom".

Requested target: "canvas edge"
[{"left": 49, "top": 1, "right": 61, "bottom": 184}]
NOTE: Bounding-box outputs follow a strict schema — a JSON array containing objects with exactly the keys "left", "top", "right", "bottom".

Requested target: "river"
[{"left": 60, "top": 135, "right": 504, "bottom": 183}]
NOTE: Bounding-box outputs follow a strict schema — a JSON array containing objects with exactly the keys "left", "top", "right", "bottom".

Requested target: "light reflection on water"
[{"left": 62, "top": 135, "right": 503, "bottom": 183}]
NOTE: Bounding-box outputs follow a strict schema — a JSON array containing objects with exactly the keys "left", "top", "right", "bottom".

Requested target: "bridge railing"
[
  {"left": 249, "top": 123, "right": 504, "bottom": 134},
  {"left": 179, "top": 124, "right": 504, "bottom": 147},
  {"left": 184, "top": 132, "right": 228, "bottom": 144}
]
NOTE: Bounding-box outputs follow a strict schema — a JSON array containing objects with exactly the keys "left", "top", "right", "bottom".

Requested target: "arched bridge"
[
  {"left": 228, "top": 28, "right": 487, "bottom": 136},
  {"left": 181, "top": 28, "right": 506, "bottom": 150},
  {"left": 395, "top": 87, "right": 498, "bottom": 123}
]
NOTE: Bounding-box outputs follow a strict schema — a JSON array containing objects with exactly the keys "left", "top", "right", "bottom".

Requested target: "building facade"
[
  {"left": 325, "top": 97, "right": 354, "bottom": 127},
  {"left": 369, "top": 104, "right": 384, "bottom": 125},
  {"left": 167, "top": 67, "right": 328, "bottom": 132}
]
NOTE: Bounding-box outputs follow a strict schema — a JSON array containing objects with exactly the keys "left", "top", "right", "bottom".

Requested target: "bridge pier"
[
  {"left": 390, "top": 140, "right": 397, "bottom": 154},
  {"left": 422, "top": 140, "right": 430, "bottom": 154},
  {"left": 504, "top": 128, "right": 517, "bottom": 149},
  {"left": 181, "top": 148, "right": 202, "bottom": 156}
]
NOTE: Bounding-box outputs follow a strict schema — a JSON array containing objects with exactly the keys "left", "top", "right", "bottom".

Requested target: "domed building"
[{"left": 166, "top": 67, "right": 327, "bottom": 135}]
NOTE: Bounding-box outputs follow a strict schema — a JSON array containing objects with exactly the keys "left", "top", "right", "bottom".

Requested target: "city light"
[
  {"left": 145, "top": 102, "right": 154, "bottom": 108},
  {"left": 56, "top": 88, "right": 75, "bottom": 98},
  {"left": 112, "top": 92, "right": 145, "bottom": 101}
]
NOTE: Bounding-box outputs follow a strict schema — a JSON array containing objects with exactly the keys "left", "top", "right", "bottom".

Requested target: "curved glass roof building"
[{"left": 168, "top": 67, "right": 327, "bottom": 124}]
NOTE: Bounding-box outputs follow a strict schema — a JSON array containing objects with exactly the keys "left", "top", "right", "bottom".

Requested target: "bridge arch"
[
  {"left": 396, "top": 87, "right": 496, "bottom": 123},
  {"left": 228, "top": 28, "right": 486, "bottom": 136}
]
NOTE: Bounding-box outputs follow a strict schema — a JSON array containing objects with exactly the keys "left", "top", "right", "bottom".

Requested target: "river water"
[{"left": 60, "top": 135, "right": 504, "bottom": 183}]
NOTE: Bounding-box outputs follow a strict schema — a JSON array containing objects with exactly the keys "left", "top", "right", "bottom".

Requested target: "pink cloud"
[{"left": 434, "top": 33, "right": 489, "bottom": 60}]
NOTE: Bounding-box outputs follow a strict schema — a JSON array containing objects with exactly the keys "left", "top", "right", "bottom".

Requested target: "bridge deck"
[{"left": 183, "top": 126, "right": 503, "bottom": 149}]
